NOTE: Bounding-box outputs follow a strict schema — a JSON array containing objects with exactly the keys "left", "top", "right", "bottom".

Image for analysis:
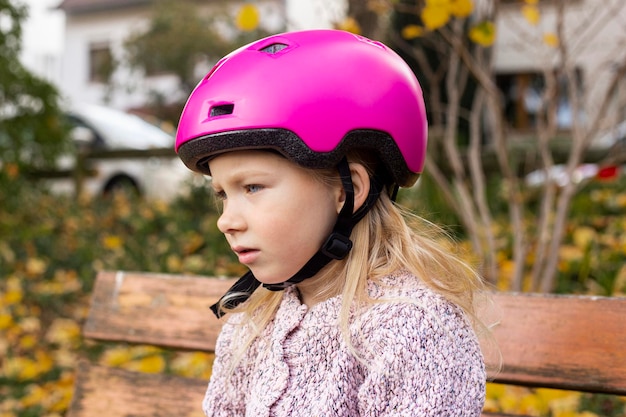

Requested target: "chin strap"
[{"left": 210, "top": 157, "right": 385, "bottom": 318}]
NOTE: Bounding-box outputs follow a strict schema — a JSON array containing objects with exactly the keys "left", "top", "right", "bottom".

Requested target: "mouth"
[
  {"left": 232, "top": 246, "right": 253, "bottom": 254},
  {"left": 232, "top": 246, "right": 259, "bottom": 264}
]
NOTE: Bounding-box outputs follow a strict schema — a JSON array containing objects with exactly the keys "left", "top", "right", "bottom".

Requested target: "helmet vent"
[
  {"left": 210, "top": 103, "right": 234, "bottom": 117},
  {"left": 260, "top": 43, "right": 288, "bottom": 54}
]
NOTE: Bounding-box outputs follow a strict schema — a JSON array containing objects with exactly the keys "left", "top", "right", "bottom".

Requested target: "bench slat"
[
  {"left": 66, "top": 364, "right": 527, "bottom": 417},
  {"left": 68, "top": 361, "right": 206, "bottom": 417},
  {"left": 83, "top": 271, "right": 626, "bottom": 400},
  {"left": 485, "top": 292, "right": 626, "bottom": 395},
  {"left": 84, "top": 271, "right": 237, "bottom": 351}
]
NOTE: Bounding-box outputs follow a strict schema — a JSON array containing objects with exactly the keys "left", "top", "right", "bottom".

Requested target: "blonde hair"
[{"left": 217, "top": 153, "right": 489, "bottom": 370}]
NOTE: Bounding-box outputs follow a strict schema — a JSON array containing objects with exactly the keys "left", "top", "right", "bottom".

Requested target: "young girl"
[{"left": 176, "top": 29, "right": 487, "bottom": 416}]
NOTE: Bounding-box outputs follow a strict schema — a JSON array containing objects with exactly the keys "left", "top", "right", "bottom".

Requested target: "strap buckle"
[{"left": 321, "top": 232, "right": 353, "bottom": 260}]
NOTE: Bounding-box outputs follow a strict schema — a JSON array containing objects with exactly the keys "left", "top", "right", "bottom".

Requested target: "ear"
[
  {"left": 348, "top": 162, "right": 371, "bottom": 213},
  {"left": 334, "top": 162, "right": 371, "bottom": 214}
]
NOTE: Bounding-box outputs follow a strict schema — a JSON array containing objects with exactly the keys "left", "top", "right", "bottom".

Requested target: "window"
[
  {"left": 496, "top": 69, "right": 583, "bottom": 131},
  {"left": 89, "top": 42, "right": 115, "bottom": 84}
]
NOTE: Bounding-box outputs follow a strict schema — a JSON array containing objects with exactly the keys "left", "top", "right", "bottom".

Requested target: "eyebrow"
[{"left": 211, "top": 168, "right": 274, "bottom": 190}]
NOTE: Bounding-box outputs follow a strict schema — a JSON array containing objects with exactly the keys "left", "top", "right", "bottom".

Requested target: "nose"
[{"left": 216, "top": 201, "right": 246, "bottom": 234}]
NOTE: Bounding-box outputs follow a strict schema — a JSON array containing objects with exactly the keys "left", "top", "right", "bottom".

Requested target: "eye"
[
  {"left": 245, "top": 184, "right": 264, "bottom": 194},
  {"left": 212, "top": 189, "right": 227, "bottom": 200}
]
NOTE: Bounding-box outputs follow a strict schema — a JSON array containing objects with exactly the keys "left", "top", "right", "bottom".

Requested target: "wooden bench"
[{"left": 67, "top": 270, "right": 626, "bottom": 417}]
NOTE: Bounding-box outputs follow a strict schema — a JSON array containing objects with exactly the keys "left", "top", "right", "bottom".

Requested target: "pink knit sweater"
[{"left": 203, "top": 272, "right": 486, "bottom": 416}]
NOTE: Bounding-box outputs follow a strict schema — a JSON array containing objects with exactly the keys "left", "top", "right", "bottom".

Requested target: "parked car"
[{"left": 47, "top": 103, "right": 202, "bottom": 200}]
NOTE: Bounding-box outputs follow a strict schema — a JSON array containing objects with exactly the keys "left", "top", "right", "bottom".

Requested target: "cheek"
[
  {"left": 292, "top": 191, "right": 338, "bottom": 240},
  {"left": 263, "top": 192, "right": 336, "bottom": 243}
]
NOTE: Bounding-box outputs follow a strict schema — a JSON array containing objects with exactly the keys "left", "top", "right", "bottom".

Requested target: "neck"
[{"left": 295, "top": 262, "right": 344, "bottom": 307}]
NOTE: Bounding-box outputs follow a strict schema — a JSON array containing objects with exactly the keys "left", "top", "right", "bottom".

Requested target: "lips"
[{"left": 232, "top": 246, "right": 259, "bottom": 264}]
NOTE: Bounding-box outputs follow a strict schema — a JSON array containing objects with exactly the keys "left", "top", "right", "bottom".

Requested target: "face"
[{"left": 209, "top": 150, "right": 342, "bottom": 285}]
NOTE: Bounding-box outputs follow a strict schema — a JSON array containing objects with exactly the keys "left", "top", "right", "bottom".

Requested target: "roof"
[{"left": 56, "top": 0, "right": 153, "bottom": 15}]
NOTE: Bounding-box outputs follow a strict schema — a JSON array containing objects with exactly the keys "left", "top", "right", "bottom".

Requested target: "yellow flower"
[
  {"left": 486, "top": 382, "right": 506, "bottom": 398},
  {"left": 54, "top": 269, "right": 82, "bottom": 292},
  {"left": 33, "top": 281, "right": 63, "bottom": 296},
  {"left": 102, "top": 346, "right": 134, "bottom": 367},
  {"left": 0, "top": 311, "right": 13, "bottom": 330},
  {"left": 613, "top": 265, "right": 626, "bottom": 295},
  {"left": 166, "top": 254, "right": 183, "bottom": 271},
  {"left": 183, "top": 232, "right": 205, "bottom": 255},
  {"left": 572, "top": 226, "right": 596, "bottom": 250},
  {"left": 497, "top": 259, "right": 516, "bottom": 290},
  {"left": 449, "top": 0, "right": 473, "bottom": 18},
  {"left": 18, "top": 316, "right": 40, "bottom": 333},
  {"left": 127, "top": 354, "right": 166, "bottom": 374},
  {"left": 519, "top": 389, "right": 550, "bottom": 414},
  {"left": 402, "top": 24, "right": 424, "bottom": 40},
  {"left": 25, "top": 257, "right": 47, "bottom": 276},
  {"left": 19, "top": 334, "right": 38, "bottom": 350},
  {"left": 171, "top": 351, "right": 215, "bottom": 379},
  {"left": 103, "top": 235, "right": 123, "bottom": 250},
  {"left": 336, "top": 16, "right": 361, "bottom": 34},
  {"left": 422, "top": 4, "right": 451, "bottom": 30},
  {"left": 550, "top": 392, "right": 584, "bottom": 416},
  {"left": 559, "top": 245, "right": 584, "bottom": 263},
  {"left": 522, "top": 5, "right": 540, "bottom": 25},
  {"left": 19, "top": 384, "right": 47, "bottom": 408},
  {"left": 3, "top": 289, "right": 22, "bottom": 305},
  {"left": 45, "top": 318, "right": 81, "bottom": 347},
  {"left": 543, "top": 32, "right": 559, "bottom": 47},
  {"left": 34, "top": 350, "right": 55, "bottom": 375},
  {"left": 613, "top": 193, "right": 626, "bottom": 208},
  {"left": 47, "top": 374, "right": 76, "bottom": 412},
  {"left": 3, "top": 356, "right": 41, "bottom": 380},
  {"left": 236, "top": 4, "right": 260, "bottom": 32},
  {"left": 469, "top": 21, "right": 496, "bottom": 46}
]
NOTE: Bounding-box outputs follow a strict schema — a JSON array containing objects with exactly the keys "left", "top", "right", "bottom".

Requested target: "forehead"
[{"left": 208, "top": 150, "right": 297, "bottom": 180}]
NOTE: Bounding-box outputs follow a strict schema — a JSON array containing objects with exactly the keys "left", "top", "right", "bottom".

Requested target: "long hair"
[{"left": 216, "top": 152, "right": 489, "bottom": 372}]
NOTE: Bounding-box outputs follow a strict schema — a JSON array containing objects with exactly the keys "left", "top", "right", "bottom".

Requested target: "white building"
[
  {"left": 493, "top": 1, "right": 626, "bottom": 131},
  {"left": 19, "top": 0, "right": 65, "bottom": 85},
  {"left": 43, "top": 0, "right": 346, "bottom": 110}
]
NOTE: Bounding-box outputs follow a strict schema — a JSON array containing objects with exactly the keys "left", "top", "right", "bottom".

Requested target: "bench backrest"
[
  {"left": 68, "top": 271, "right": 626, "bottom": 417},
  {"left": 82, "top": 270, "right": 234, "bottom": 351},
  {"left": 484, "top": 291, "right": 626, "bottom": 395}
]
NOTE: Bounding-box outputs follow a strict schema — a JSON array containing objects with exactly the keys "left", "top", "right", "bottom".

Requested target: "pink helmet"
[{"left": 176, "top": 29, "right": 427, "bottom": 188}]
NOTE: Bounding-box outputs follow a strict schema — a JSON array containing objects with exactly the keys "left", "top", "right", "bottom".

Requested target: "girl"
[{"left": 176, "top": 29, "right": 487, "bottom": 416}]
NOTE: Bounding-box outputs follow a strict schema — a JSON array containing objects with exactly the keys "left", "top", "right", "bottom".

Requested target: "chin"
[{"left": 252, "top": 271, "right": 292, "bottom": 286}]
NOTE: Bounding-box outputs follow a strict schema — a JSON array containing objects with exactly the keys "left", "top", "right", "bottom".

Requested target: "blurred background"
[{"left": 2, "top": 0, "right": 626, "bottom": 415}]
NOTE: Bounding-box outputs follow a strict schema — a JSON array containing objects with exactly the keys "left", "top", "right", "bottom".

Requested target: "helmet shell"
[{"left": 176, "top": 29, "right": 427, "bottom": 187}]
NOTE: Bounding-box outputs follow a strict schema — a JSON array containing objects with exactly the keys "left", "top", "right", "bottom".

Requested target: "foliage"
[
  {"left": 122, "top": 2, "right": 277, "bottom": 124},
  {"left": 0, "top": 0, "right": 70, "bottom": 199},
  {"left": 124, "top": 0, "right": 232, "bottom": 93},
  {"left": 1, "top": 176, "right": 626, "bottom": 415},
  {"left": 485, "top": 384, "right": 626, "bottom": 417},
  {"left": 0, "top": 184, "right": 240, "bottom": 416}
]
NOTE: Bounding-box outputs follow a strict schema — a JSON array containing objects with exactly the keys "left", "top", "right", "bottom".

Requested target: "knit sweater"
[{"left": 203, "top": 271, "right": 486, "bottom": 416}]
